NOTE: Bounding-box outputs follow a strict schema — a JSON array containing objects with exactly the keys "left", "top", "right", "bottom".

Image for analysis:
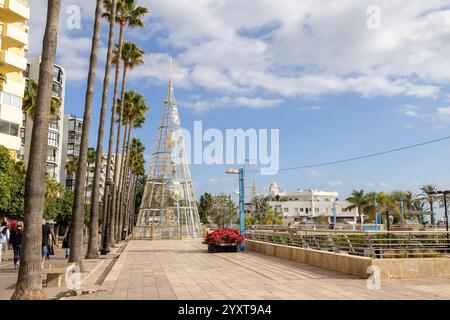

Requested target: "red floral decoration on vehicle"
[{"left": 203, "top": 228, "right": 245, "bottom": 245}]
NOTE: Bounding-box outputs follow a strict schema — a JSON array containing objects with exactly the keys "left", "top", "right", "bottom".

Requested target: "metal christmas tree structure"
[{"left": 134, "top": 79, "right": 201, "bottom": 239}]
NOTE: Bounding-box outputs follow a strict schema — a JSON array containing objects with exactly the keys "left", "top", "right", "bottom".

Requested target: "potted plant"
[{"left": 203, "top": 228, "right": 245, "bottom": 252}]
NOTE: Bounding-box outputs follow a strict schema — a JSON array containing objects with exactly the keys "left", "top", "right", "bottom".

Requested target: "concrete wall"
[{"left": 246, "top": 240, "right": 450, "bottom": 279}]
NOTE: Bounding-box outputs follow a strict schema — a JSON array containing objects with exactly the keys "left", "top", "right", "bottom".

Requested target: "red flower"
[{"left": 203, "top": 228, "right": 245, "bottom": 245}]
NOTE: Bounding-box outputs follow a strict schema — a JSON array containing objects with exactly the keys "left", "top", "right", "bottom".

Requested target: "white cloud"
[
  {"left": 182, "top": 96, "right": 283, "bottom": 112},
  {"left": 380, "top": 182, "right": 390, "bottom": 187},
  {"left": 137, "top": 0, "right": 449, "bottom": 101},
  {"left": 29, "top": 0, "right": 450, "bottom": 107},
  {"left": 399, "top": 104, "right": 450, "bottom": 123},
  {"left": 328, "top": 180, "right": 343, "bottom": 187},
  {"left": 310, "top": 169, "right": 322, "bottom": 177},
  {"left": 206, "top": 177, "right": 234, "bottom": 185}
]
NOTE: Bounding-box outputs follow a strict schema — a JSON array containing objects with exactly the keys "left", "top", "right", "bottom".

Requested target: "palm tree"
[
  {"left": 12, "top": 0, "right": 61, "bottom": 301},
  {"left": 0, "top": 73, "right": 6, "bottom": 90},
  {"left": 45, "top": 175, "right": 64, "bottom": 200},
  {"left": 364, "top": 192, "right": 400, "bottom": 225},
  {"left": 125, "top": 138, "right": 145, "bottom": 233},
  {"left": 68, "top": 0, "right": 104, "bottom": 264},
  {"left": 65, "top": 157, "right": 79, "bottom": 177},
  {"left": 0, "top": 62, "right": 7, "bottom": 90},
  {"left": 116, "top": 91, "right": 148, "bottom": 237},
  {"left": 103, "top": 0, "right": 148, "bottom": 245},
  {"left": 23, "top": 80, "right": 61, "bottom": 119},
  {"left": 345, "top": 190, "right": 367, "bottom": 223},
  {"left": 89, "top": 0, "right": 117, "bottom": 256},
  {"left": 112, "top": 43, "right": 144, "bottom": 241},
  {"left": 420, "top": 184, "right": 438, "bottom": 225}
]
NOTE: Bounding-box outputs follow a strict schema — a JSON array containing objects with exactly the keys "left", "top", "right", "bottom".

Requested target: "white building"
[
  {"left": 60, "top": 113, "right": 122, "bottom": 203},
  {"left": 266, "top": 182, "right": 358, "bottom": 224},
  {"left": 20, "top": 56, "right": 65, "bottom": 182}
]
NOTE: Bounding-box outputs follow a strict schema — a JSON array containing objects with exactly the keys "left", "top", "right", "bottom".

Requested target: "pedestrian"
[
  {"left": 42, "top": 219, "right": 59, "bottom": 268},
  {"left": 0, "top": 221, "right": 10, "bottom": 261},
  {"left": 10, "top": 223, "right": 23, "bottom": 269},
  {"left": 62, "top": 224, "right": 71, "bottom": 259},
  {"left": 46, "top": 222, "right": 56, "bottom": 259}
]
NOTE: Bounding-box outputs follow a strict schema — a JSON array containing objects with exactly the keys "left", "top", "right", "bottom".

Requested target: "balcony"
[
  {"left": 46, "top": 155, "right": 56, "bottom": 163},
  {"left": 0, "top": 49, "right": 27, "bottom": 72},
  {"left": 2, "top": 23, "right": 28, "bottom": 47},
  {"left": 0, "top": 0, "right": 30, "bottom": 22}
]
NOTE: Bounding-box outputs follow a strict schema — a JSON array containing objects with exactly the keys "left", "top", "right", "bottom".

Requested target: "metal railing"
[{"left": 246, "top": 230, "right": 450, "bottom": 259}]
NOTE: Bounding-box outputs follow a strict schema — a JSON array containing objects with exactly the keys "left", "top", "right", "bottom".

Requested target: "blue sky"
[{"left": 29, "top": 1, "right": 450, "bottom": 213}]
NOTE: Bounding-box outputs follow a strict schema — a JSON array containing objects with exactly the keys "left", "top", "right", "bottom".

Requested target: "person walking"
[
  {"left": 46, "top": 223, "right": 56, "bottom": 259},
  {"left": 10, "top": 223, "right": 23, "bottom": 269},
  {"left": 42, "top": 219, "right": 59, "bottom": 268},
  {"left": 62, "top": 224, "right": 71, "bottom": 259},
  {"left": 0, "top": 221, "right": 10, "bottom": 261}
]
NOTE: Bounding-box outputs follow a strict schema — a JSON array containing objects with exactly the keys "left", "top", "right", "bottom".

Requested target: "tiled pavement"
[
  {"left": 66, "top": 240, "right": 450, "bottom": 300},
  {"left": 0, "top": 240, "right": 124, "bottom": 300}
]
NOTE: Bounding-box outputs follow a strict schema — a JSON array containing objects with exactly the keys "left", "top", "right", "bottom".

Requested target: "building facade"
[
  {"left": 60, "top": 114, "right": 122, "bottom": 204},
  {"left": 266, "top": 182, "right": 359, "bottom": 224},
  {"left": 20, "top": 56, "right": 65, "bottom": 182},
  {"left": 60, "top": 114, "right": 83, "bottom": 190},
  {"left": 0, "top": 0, "right": 29, "bottom": 159}
]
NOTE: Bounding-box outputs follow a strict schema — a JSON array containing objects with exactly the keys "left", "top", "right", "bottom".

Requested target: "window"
[
  {"left": 315, "top": 208, "right": 319, "bottom": 212},
  {"left": 2, "top": 92, "right": 12, "bottom": 105},
  {"left": 24, "top": 64, "right": 30, "bottom": 78},
  {"left": 0, "top": 121, "right": 9, "bottom": 135},
  {"left": 52, "top": 83, "right": 62, "bottom": 99},
  {"left": 300, "top": 208, "right": 304, "bottom": 212},
  {"left": 49, "top": 121, "right": 58, "bottom": 130},
  {"left": 48, "top": 131, "right": 58, "bottom": 147},
  {"left": 1, "top": 92, "right": 22, "bottom": 109},
  {"left": 12, "top": 95, "right": 22, "bottom": 108},
  {"left": 53, "top": 67, "right": 63, "bottom": 83},
  {"left": 0, "top": 120, "right": 19, "bottom": 137},
  {"left": 283, "top": 208, "right": 289, "bottom": 213}
]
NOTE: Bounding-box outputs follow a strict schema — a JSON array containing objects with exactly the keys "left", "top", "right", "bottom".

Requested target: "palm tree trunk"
[
  {"left": 116, "top": 122, "right": 129, "bottom": 241},
  {"left": 11, "top": 0, "right": 61, "bottom": 300},
  {"left": 107, "top": 22, "right": 125, "bottom": 246},
  {"left": 94, "top": 0, "right": 117, "bottom": 249},
  {"left": 113, "top": 58, "right": 128, "bottom": 243},
  {"left": 84, "top": 164, "right": 90, "bottom": 204},
  {"left": 124, "top": 173, "right": 132, "bottom": 235},
  {"left": 118, "top": 124, "right": 132, "bottom": 238},
  {"left": 68, "top": 0, "right": 103, "bottom": 263},
  {"left": 127, "top": 173, "right": 137, "bottom": 235}
]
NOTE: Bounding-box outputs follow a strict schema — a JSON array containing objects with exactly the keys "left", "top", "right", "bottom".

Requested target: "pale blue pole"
[{"left": 239, "top": 168, "right": 245, "bottom": 251}]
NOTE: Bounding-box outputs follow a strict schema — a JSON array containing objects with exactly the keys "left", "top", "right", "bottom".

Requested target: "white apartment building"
[
  {"left": 60, "top": 114, "right": 83, "bottom": 190},
  {"left": 0, "top": 0, "right": 29, "bottom": 159},
  {"left": 20, "top": 56, "right": 65, "bottom": 182},
  {"left": 84, "top": 153, "right": 122, "bottom": 204},
  {"left": 266, "top": 182, "right": 359, "bottom": 224},
  {"left": 60, "top": 114, "right": 122, "bottom": 203}
]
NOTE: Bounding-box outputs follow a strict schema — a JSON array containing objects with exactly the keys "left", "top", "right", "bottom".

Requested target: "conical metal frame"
[{"left": 135, "top": 80, "right": 201, "bottom": 239}]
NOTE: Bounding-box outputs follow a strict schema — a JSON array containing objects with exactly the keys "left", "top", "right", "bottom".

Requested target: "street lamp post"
[
  {"left": 226, "top": 168, "right": 245, "bottom": 250},
  {"left": 100, "top": 179, "right": 114, "bottom": 255}
]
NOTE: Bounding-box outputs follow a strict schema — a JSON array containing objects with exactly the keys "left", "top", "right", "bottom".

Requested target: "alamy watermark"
[
  {"left": 366, "top": 5, "right": 381, "bottom": 30},
  {"left": 170, "top": 121, "right": 279, "bottom": 175}
]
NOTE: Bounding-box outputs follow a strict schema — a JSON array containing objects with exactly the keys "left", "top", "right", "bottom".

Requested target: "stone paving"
[
  {"left": 66, "top": 240, "right": 450, "bottom": 300},
  {"left": 0, "top": 239, "right": 124, "bottom": 300}
]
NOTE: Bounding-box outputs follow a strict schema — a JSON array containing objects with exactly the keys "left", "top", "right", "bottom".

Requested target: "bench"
[{"left": 42, "top": 264, "right": 75, "bottom": 288}]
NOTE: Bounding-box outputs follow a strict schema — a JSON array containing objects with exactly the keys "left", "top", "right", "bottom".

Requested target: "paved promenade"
[{"left": 67, "top": 239, "right": 450, "bottom": 300}]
